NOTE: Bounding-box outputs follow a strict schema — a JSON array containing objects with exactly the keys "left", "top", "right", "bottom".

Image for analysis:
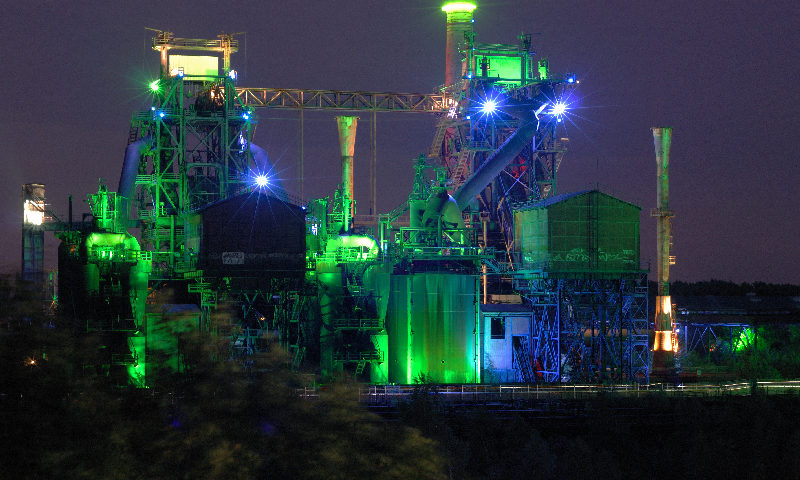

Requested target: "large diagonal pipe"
[{"left": 452, "top": 98, "right": 546, "bottom": 211}]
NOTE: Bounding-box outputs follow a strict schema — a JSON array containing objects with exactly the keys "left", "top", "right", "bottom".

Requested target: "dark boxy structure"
[
  {"left": 514, "top": 190, "right": 640, "bottom": 273},
  {"left": 194, "top": 191, "right": 307, "bottom": 282}
]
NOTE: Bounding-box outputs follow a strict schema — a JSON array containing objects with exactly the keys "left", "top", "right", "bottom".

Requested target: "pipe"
[
  {"left": 117, "top": 136, "right": 152, "bottom": 228},
  {"left": 335, "top": 116, "right": 359, "bottom": 231},
  {"left": 452, "top": 100, "right": 543, "bottom": 211},
  {"left": 118, "top": 137, "right": 152, "bottom": 203}
]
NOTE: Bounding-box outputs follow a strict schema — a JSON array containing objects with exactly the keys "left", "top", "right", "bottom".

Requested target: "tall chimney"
[
  {"left": 442, "top": 2, "right": 476, "bottom": 88},
  {"left": 651, "top": 127, "right": 675, "bottom": 370},
  {"left": 335, "top": 116, "right": 359, "bottom": 231}
]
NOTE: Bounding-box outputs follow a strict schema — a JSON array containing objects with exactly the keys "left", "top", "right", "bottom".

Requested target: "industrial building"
[{"left": 23, "top": 2, "right": 671, "bottom": 387}]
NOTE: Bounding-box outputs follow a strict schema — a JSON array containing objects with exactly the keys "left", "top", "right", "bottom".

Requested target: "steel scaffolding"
[{"left": 513, "top": 273, "right": 649, "bottom": 383}]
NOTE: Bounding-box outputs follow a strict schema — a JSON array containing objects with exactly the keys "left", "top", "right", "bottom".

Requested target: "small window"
[{"left": 491, "top": 318, "right": 505, "bottom": 339}]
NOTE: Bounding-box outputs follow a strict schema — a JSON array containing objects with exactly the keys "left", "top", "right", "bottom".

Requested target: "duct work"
[
  {"left": 118, "top": 137, "right": 152, "bottom": 227},
  {"left": 423, "top": 92, "right": 551, "bottom": 227}
]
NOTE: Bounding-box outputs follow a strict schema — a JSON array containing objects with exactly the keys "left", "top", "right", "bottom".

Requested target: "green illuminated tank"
[{"left": 386, "top": 273, "right": 479, "bottom": 384}]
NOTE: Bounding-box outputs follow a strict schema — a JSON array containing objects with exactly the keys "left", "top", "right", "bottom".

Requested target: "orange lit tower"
[{"left": 651, "top": 127, "right": 676, "bottom": 373}]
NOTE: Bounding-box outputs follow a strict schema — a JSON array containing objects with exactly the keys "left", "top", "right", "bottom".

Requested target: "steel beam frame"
[
  {"left": 519, "top": 273, "right": 649, "bottom": 383},
  {"left": 236, "top": 87, "right": 451, "bottom": 113}
]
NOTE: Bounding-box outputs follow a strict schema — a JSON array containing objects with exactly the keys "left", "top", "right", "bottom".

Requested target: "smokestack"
[
  {"left": 335, "top": 116, "right": 359, "bottom": 231},
  {"left": 442, "top": 2, "right": 476, "bottom": 88},
  {"left": 651, "top": 127, "right": 675, "bottom": 370}
]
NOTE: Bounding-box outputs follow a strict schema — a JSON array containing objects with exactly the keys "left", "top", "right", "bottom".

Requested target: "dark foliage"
[
  {"left": 0, "top": 277, "right": 446, "bottom": 480},
  {"left": 399, "top": 392, "right": 800, "bottom": 480}
]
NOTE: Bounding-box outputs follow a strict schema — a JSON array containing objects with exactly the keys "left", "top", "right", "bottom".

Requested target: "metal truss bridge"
[{"left": 236, "top": 87, "right": 451, "bottom": 113}]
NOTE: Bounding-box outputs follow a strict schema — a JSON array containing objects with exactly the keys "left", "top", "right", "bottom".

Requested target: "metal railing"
[{"left": 295, "top": 380, "right": 800, "bottom": 404}]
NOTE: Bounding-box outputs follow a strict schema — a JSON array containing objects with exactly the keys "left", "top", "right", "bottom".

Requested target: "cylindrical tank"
[{"left": 386, "top": 273, "right": 478, "bottom": 383}]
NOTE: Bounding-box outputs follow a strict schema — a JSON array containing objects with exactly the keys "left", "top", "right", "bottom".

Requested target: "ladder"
[
  {"left": 355, "top": 359, "right": 368, "bottom": 375},
  {"left": 428, "top": 121, "right": 449, "bottom": 159},
  {"left": 449, "top": 149, "right": 473, "bottom": 192}
]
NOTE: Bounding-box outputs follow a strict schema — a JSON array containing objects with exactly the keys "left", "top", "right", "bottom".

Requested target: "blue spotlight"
[
  {"left": 242, "top": 113, "right": 250, "bottom": 121},
  {"left": 255, "top": 175, "right": 269, "bottom": 187},
  {"left": 549, "top": 102, "right": 567, "bottom": 116},
  {"left": 566, "top": 74, "right": 576, "bottom": 83},
  {"left": 159, "top": 111, "right": 166, "bottom": 118},
  {"left": 481, "top": 100, "right": 497, "bottom": 114}
]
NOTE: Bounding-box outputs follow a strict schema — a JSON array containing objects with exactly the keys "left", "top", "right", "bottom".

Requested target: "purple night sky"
[{"left": 1, "top": 0, "right": 798, "bottom": 283}]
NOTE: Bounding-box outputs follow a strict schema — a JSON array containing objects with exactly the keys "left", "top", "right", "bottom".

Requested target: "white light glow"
[
  {"left": 550, "top": 102, "right": 567, "bottom": 116},
  {"left": 24, "top": 200, "right": 44, "bottom": 225},
  {"left": 255, "top": 175, "right": 269, "bottom": 187}
]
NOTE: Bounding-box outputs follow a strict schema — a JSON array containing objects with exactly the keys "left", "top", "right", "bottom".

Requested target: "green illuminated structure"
[
  {"left": 514, "top": 191, "right": 640, "bottom": 273},
  {"left": 504, "top": 191, "right": 649, "bottom": 383},
  {"left": 40, "top": 4, "right": 657, "bottom": 388},
  {"left": 386, "top": 274, "right": 479, "bottom": 383},
  {"left": 55, "top": 184, "right": 150, "bottom": 386}
]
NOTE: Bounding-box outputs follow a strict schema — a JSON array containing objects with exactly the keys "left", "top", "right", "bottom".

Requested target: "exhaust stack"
[
  {"left": 442, "top": 2, "right": 476, "bottom": 88},
  {"left": 335, "top": 116, "right": 359, "bottom": 231},
  {"left": 651, "top": 127, "right": 676, "bottom": 371}
]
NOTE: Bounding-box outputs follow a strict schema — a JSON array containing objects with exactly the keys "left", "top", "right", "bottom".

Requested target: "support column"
[
  {"left": 651, "top": 127, "right": 676, "bottom": 375},
  {"left": 299, "top": 109, "right": 304, "bottom": 199}
]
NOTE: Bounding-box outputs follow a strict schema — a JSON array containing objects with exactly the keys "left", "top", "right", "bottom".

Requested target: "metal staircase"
[{"left": 512, "top": 336, "right": 535, "bottom": 383}]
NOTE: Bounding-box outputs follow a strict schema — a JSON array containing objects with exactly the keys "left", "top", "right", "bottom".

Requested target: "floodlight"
[
  {"left": 442, "top": 2, "right": 477, "bottom": 13},
  {"left": 549, "top": 103, "right": 567, "bottom": 116},
  {"left": 481, "top": 100, "right": 497, "bottom": 114}
]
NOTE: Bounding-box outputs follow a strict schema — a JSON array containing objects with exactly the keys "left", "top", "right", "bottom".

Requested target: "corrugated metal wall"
[
  {"left": 515, "top": 191, "right": 640, "bottom": 272},
  {"left": 386, "top": 273, "right": 478, "bottom": 384}
]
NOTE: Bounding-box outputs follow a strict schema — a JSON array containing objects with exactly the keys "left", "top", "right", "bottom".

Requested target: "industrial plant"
[{"left": 21, "top": 1, "right": 679, "bottom": 388}]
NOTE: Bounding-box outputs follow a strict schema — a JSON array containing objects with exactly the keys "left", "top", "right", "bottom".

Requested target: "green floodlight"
[
  {"left": 442, "top": 2, "right": 476, "bottom": 13},
  {"left": 149, "top": 80, "right": 160, "bottom": 92}
]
